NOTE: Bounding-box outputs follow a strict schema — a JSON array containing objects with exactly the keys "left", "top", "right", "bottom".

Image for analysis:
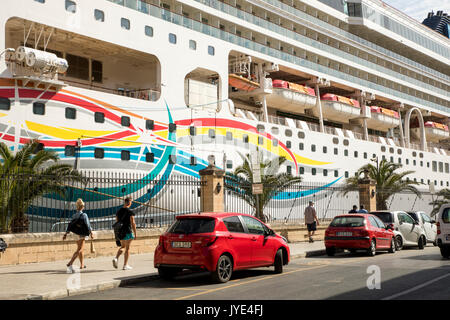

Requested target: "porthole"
[
  {"left": 343, "top": 139, "right": 349, "bottom": 146},
  {"left": 298, "top": 131, "right": 305, "bottom": 139},
  {"left": 146, "top": 153, "right": 154, "bottom": 163},
  {"left": 33, "top": 102, "right": 45, "bottom": 115},
  {"left": 285, "top": 129, "right": 292, "bottom": 137},
  {"left": 332, "top": 137, "right": 339, "bottom": 144},
  {"left": 381, "top": 146, "right": 386, "bottom": 152},
  {"left": 121, "top": 116, "right": 130, "bottom": 127},
  {"left": 169, "top": 123, "right": 177, "bottom": 132},
  {"left": 94, "top": 148, "right": 104, "bottom": 159},
  {"left": 0, "top": 97, "right": 10, "bottom": 110},
  {"left": 121, "top": 150, "right": 130, "bottom": 161},
  {"left": 146, "top": 119, "right": 154, "bottom": 130},
  {"left": 95, "top": 112, "right": 105, "bottom": 123}
]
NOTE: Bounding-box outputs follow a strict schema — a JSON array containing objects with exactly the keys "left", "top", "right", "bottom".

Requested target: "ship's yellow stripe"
[
  {"left": 0, "top": 113, "right": 6, "bottom": 118},
  {"left": 26, "top": 121, "right": 117, "bottom": 140},
  {"left": 100, "top": 135, "right": 140, "bottom": 147}
]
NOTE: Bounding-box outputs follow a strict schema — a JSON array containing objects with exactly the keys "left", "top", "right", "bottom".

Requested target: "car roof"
[
  {"left": 334, "top": 214, "right": 372, "bottom": 219},
  {"left": 175, "top": 212, "right": 256, "bottom": 220}
]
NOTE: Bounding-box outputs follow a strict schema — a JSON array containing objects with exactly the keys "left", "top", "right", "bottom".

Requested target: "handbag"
[
  {"left": 67, "top": 214, "right": 90, "bottom": 236},
  {"left": 0, "top": 238, "right": 7, "bottom": 253},
  {"left": 113, "top": 212, "right": 127, "bottom": 241}
]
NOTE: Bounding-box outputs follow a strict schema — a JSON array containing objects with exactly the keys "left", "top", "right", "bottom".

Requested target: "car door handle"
[
  {"left": 227, "top": 235, "right": 234, "bottom": 240},
  {"left": 251, "top": 237, "right": 257, "bottom": 241}
]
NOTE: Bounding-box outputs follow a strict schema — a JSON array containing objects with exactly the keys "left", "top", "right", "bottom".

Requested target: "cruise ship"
[{"left": 0, "top": 0, "right": 449, "bottom": 221}]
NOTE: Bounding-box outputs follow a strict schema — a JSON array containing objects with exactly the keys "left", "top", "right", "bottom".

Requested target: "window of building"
[
  {"left": 121, "top": 150, "right": 130, "bottom": 161},
  {"left": 65, "top": 145, "right": 75, "bottom": 157},
  {"left": 413, "top": 151, "right": 417, "bottom": 157},
  {"left": 33, "top": 102, "right": 45, "bottom": 115},
  {"left": 419, "top": 153, "right": 424, "bottom": 158},
  {"left": 257, "top": 136, "right": 263, "bottom": 145},
  {"left": 390, "top": 156, "right": 394, "bottom": 163},
  {"left": 0, "top": 97, "right": 10, "bottom": 110},
  {"left": 398, "top": 158, "right": 402, "bottom": 164},
  {"left": 65, "top": 107, "right": 76, "bottom": 119},
  {"left": 257, "top": 124, "right": 265, "bottom": 133},
  {"left": 33, "top": 143, "right": 44, "bottom": 154},
  {"left": 146, "top": 119, "right": 154, "bottom": 130},
  {"left": 398, "top": 149, "right": 402, "bottom": 155},
  {"left": 94, "top": 112, "right": 104, "bottom": 123},
  {"left": 65, "top": 0, "right": 76, "bottom": 13},
  {"left": 406, "top": 159, "right": 409, "bottom": 165},
  {"left": 146, "top": 152, "right": 154, "bottom": 163},
  {"left": 121, "top": 18, "right": 130, "bottom": 30},
  {"left": 189, "top": 40, "right": 197, "bottom": 50},
  {"left": 66, "top": 54, "right": 89, "bottom": 80},
  {"left": 169, "top": 123, "right": 177, "bottom": 132},
  {"left": 121, "top": 116, "right": 130, "bottom": 127},
  {"left": 169, "top": 33, "right": 177, "bottom": 44},
  {"left": 94, "top": 9, "right": 104, "bottom": 22},
  {"left": 420, "top": 161, "right": 423, "bottom": 167},
  {"left": 445, "top": 163, "right": 449, "bottom": 173},
  {"left": 382, "top": 155, "right": 386, "bottom": 161},
  {"left": 145, "top": 25, "right": 154, "bottom": 37},
  {"left": 208, "top": 45, "right": 215, "bottom": 55},
  {"left": 311, "top": 144, "right": 316, "bottom": 152},
  {"left": 94, "top": 148, "right": 104, "bottom": 159}
]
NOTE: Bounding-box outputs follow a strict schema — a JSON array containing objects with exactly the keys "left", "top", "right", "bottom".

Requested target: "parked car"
[
  {"left": 407, "top": 211, "right": 437, "bottom": 246},
  {"left": 154, "top": 212, "right": 290, "bottom": 283},
  {"left": 325, "top": 214, "right": 396, "bottom": 257},
  {"left": 370, "top": 211, "right": 427, "bottom": 250},
  {"left": 436, "top": 204, "right": 450, "bottom": 258}
]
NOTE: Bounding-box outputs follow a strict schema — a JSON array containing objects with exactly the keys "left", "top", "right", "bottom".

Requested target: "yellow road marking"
[
  {"left": 174, "top": 265, "right": 327, "bottom": 300},
  {"left": 166, "top": 288, "right": 209, "bottom": 291}
]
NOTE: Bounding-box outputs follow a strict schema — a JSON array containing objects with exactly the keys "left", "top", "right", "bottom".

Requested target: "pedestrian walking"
[
  {"left": 348, "top": 205, "right": 358, "bottom": 213},
  {"left": 63, "top": 198, "right": 94, "bottom": 274},
  {"left": 112, "top": 197, "right": 137, "bottom": 270},
  {"left": 304, "top": 201, "right": 320, "bottom": 243},
  {"left": 358, "top": 205, "right": 368, "bottom": 213}
]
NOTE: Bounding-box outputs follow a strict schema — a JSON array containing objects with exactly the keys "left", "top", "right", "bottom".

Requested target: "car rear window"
[
  {"left": 330, "top": 216, "right": 365, "bottom": 227},
  {"left": 168, "top": 218, "right": 215, "bottom": 234},
  {"left": 443, "top": 208, "right": 450, "bottom": 223},
  {"left": 407, "top": 212, "right": 419, "bottom": 223},
  {"left": 371, "top": 212, "right": 393, "bottom": 224}
]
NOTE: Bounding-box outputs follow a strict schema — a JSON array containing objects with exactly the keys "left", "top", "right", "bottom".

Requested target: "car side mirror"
[
  {"left": 265, "top": 229, "right": 274, "bottom": 237},
  {"left": 431, "top": 220, "right": 436, "bottom": 224},
  {"left": 386, "top": 224, "right": 394, "bottom": 231}
]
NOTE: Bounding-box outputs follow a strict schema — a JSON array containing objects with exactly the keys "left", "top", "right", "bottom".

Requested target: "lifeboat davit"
[
  {"left": 228, "top": 74, "right": 260, "bottom": 92},
  {"left": 366, "top": 106, "right": 400, "bottom": 131},
  {"left": 411, "top": 120, "right": 449, "bottom": 142},
  {"left": 265, "top": 80, "right": 317, "bottom": 113},
  {"left": 313, "top": 93, "right": 360, "bottom": 123}
]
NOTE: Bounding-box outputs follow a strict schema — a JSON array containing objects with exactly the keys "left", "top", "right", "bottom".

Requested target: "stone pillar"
[
  {"left": 199, "top": 164, "right": 225, "bottom": 213},
  {"left": 358, "top": 171, "right": 377, "bottom": 212}
]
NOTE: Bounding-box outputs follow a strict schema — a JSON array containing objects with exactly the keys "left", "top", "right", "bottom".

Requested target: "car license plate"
[
  {"left": 336, "top": 232, "right": 353, "bottom": 236},
  {"left": 172, "top": 241, "right": 191, "bottom": 248}
]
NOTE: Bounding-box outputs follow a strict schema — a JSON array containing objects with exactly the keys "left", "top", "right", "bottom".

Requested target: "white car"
[
  {"left": 407, "top": 211, "right": 438, "bottom": 246},
  {"left": 436, "top": 204, "right": 450, "bottom": 259},
  {"left": 370, "top": 211, "right": 427, "bottom": 250}
]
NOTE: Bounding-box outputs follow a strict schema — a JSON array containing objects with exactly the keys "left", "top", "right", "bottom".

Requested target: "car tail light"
[
  {"left": 201, "top": 236, "right": 218, "bottom": 247},
  {"left": 437, "top": 222, "right": 441, "bottom": 235},
  {"left": 158, "top": 235, "right": 164, "bottom": 246}
]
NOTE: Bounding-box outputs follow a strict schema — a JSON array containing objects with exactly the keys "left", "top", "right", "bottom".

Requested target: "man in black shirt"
[
  {"left": 112, "top": 197, "right": 136, "bottom": 270},
  {"left": 348, "top": 205, "right": 358, "bottom": 213}
]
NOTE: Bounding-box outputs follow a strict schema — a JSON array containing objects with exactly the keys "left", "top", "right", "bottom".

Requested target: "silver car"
[
  {"left": 407, "top": 211, "right": 438, "bottom": 246},
  {"left": 370, "top": 211, "right": 427, "bottom": 250}
]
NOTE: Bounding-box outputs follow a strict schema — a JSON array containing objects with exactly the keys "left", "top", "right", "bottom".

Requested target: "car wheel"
[
  {"left": 211, "top": 254, "right": 233, "bottom": 283},
  {"left": 433, "top": 240, "right": 437, "bottom": 247},
  {"left": 326, "top": 247, "right": 335, "bottom": 256},
  {"left": 388, "top": 237, "right": 396, "bottom": 253},
  {"left": 418, "top": 236, "right": 425, "bottom": 250},
  {"left": 349, "top": 249, "right": 357, "bottom": 254},
  {"left": 158, "top": 267, "right": 180, "bottom": 280},
  {"left": 440, "top": 246, "right": 450, "bottom": 259},
  {"left": 367, "top": 239, "right": 376, "bottom": 257},
  {"left": 274, "top": 249, "right": 283, "bottom": 274},
  {"left": 395, "top": 235, "right": 403, "bottom": 251}
]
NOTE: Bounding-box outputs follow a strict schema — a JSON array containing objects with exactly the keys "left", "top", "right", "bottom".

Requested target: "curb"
[{"left": 291, "top": 249, "right": 327, "bottom": 260}]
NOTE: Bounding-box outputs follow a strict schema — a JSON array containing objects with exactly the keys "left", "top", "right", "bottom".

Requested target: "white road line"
[{"left": 382, "top": 273, "right": 450, "bottom": 300}]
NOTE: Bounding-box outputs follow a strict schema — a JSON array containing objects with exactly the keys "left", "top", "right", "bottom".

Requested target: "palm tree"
[
  {"left": 0, "top": 140, "right": 82, "bottom": 233},
  {"left": 430, "top": 189, "right": 450, "bottom": 217},
  {"left": 224, "top": 153, "right": 302, "bottom": 222},
  {"left": 341, "top": 159, "right": 421, "bottom": 210}
]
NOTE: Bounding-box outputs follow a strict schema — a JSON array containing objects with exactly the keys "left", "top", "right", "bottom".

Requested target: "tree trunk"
[{"left": 10, "top": 215, "right": 29, "bottom": 233}]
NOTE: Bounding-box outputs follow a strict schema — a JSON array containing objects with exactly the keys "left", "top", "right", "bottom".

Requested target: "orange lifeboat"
[
  {"left": 366, "top": 106, "right": 400, "bottom": 131},
  {"left": 228, "top": 74, "right": 260, "bottom": 92},
  {"left": 265, "top": 79, "right": 317, "bottom": 112},
  {"left": 411, "top": 120, "right": 449, "bottom": 142},
  {"left": 312, "top": 93, "right": 360, "bottom": 123}
]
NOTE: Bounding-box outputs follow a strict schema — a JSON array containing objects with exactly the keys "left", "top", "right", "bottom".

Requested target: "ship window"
[
  {"left": 391, "top": 157, "right": 395, "bottom": 163},
  {"left": 169, "top": 123, "right": 177, "bottom": 132},
  {"left": 363, "top": 152, "right": 367, "bottom": 159},
  {"left": 381, "top": 146, "right": 386, "bottom": 152},
  {"left": 209, "top": 129, "right": 216, "bottom": 139},
  {"left": 146, "top": 153, "right": 154, "bottom": 163},
  {"left": 311, "top": 144, "right": 316, "bottom": 152},
  {"left": 65, "top": 145, "right": 75, "bottom": 157},
  {"left": 298, "top": 131, "right": 305, "bottom": 139},
  {"left": 94, "top": 9, "right": 104, "bottom": 22},
  {"left": 344, "top": 150, "right": 348, "bottom": 157},
  {"left": 398, "top": 158, "right": 402, "bottom": 164},
  {"left": 189, "top": 126, "right": 196, "bottom": 136},
  {"left": 354, "top": 151, "right": 358, "bottom": 158},
  {"left": 33, "top": 143, "right": 44, "bottom": 154},
  {"left": 287, "top": 166, "right": 292, "bottom": 175},
  {"left": 66, "top": 54, "right": 89, "bottom": 80},
  {"left": 169, "top": 155, "right": 177, "bottom": 164},
  {"left": 312, "top": 168, "right": 316, "bottom": 176},
  {"left": 35, "top": 0, "right": 45, "bottom": 3},
  {"left": 323, "top": 169, "right": 328, "bottom": 177},
  {"left": 121, "top": 116, "right": 130, "bottom": 127},
  {"left": 273, "top": 139, "right": 278, "bottom": 147},
  {"left": 0, "top": 98, "right": 10, "bottom": 110},
  {"left": 286, "top": 141, "right": 291, "bottom": 149},
  {"left": 257, "top": 124, "right": 265, "bottom": 132},
  {"left": 334, "top": 170, "right": 338, "bottom": 177},
  {"left": 145, "top": 25, "right": 153, "bottom": 37},
  {"left": 226, "top": 160, "right": 233, "bottom": 169},
  {"left": 389, "top": 147, "right": 394, "bottom": 153},
  {"left": 427, "top": 162, "right": 430, "bottom": 168},
  {"left": 332, "top": 137, "right": 339, "bottom": 144},
  {"left": 65, "top": 107, "right": 76, "bottom": 119},
  {"left": 169, "top": 33, "right": 177, "bottom": 44},
  {"left": 94, "top": 148, "right": 104, "bottom": 159},
  {"left": 343, "top": 139, "right": 349, "bottom": 146},
  {"left": 382, "top": 155, "right": 386, "bottom": 161},
  {"left": 271, "top": 127, "right": 279, "bottom": 135},
  {"left": 345, "top": 171, "right": 349, "bottom": 178},
  {"left": 94, "top": 112, "right": 104, "bottom": 123},
  {"left": 65, "top": 0, "right": 76, "bottom": 13},
  {"left": 300, "top": 167, "right": 305, "bottom": 174},
  {"left": 285, "top": 129, "right": 292, "bottom": 137},
  {"left": 190, "top": 157, "right": 197, "bottom": 166},
  {"left": 226, "top": 131, "right": 233, "bottom": 140},
  {"left": 439, "top": 162, "right": 443, "bottom": 172},
  {"left": 420, "top": 161, "right": 423, "bottom": 167},
  {"left": 398, "top": 149, "right": 402, "bottom": 155},
  {"left": 33, "top": 102, "right": 45, "bottom": 115},
  {"left": 243, "top": 134, "right": 249, "bottom": 143},
  {"left": 121, "top": 18, "right": 130, "bottom": 30},
  {"left": 334, "top": 148, "right": 338, "bottom": 155},
  {"left": 92, "top": 60, "right": 102, "bottom": 83},
  {"left": 406, "top": 159, "right": 409, "bottom": 165},
  {"left": 432, "top": 161, "right": 437, "bottom": 172},
  {"left": 208, "top": 46, "right": 215, "bottom": 56},
  {"left": 258, "top": 136, "right": 264, "bottom": 145},
  {"left": 299, "top": 143, "right": 303, "bottom": 150},
  {"left": 445, "top": 163, "right": 449, "bottom": 173},
  {"left": 323, "top": 146, "right": 327, "bottom": 153},
  {"left": 189, "top": 40, "right": 197, "bottom": 50},
  {"left": 412, "top": 151, "right": 417, "bottom": 157},
  {"left": 146, "top": 120, "right": 154, "bottom": 130},
  {"left": 121, "top": 150, "right": 130, "bottom": 161},
  {"left": 419, "top": 153, "right": 423, "bottom": 158}
]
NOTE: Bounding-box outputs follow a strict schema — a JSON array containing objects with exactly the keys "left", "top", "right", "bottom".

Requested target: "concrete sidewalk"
[{"left": 0, "top": 240, "right": 326, "bottom": 300}]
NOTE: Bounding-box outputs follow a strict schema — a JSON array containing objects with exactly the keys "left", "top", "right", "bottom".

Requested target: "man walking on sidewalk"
[{"left": 304, "top": 201, "right": 320, "bottom": 243}]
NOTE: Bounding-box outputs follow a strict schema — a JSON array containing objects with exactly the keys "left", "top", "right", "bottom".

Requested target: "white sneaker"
[
  {"left": 112, "top": 258, "right": 118, "bottom": 269},
  {"left": 66, "top": 265, "right": 74, "bottom": 274},
  {"left": 123, "top": 265, "right": 133, "bottom": 270}
]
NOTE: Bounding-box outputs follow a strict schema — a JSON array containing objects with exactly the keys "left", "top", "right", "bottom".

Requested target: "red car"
[
  {"left": 154, "top": 212, "right": 290, "bottom": 283},
  {"left": 325, "top": 214, "right": 396, "bottom": 256}
]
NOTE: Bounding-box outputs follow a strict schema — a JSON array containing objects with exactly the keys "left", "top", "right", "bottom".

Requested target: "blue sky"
[{"left": 383, "top": 0, "right": 450, "bottom": 22}]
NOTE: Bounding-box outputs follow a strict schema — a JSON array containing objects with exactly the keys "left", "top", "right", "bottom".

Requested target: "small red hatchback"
[
  {"left": 154, "top": 212, "right": 290, "bottom": 283},
  {"left": 325, "top": 214, "right": 396, "bottom": 256}
]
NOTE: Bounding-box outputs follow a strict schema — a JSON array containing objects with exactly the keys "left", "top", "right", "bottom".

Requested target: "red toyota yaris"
[
  {"left": 154, "top": 212, "right": 290, "bottom": 283},
  {"left": 325, "top": 214, "right": 396, "bottom": 256}
]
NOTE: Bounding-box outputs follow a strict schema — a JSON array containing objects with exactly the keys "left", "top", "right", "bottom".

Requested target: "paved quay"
[{"left": 0, "top": 240, "right": 326, "bottom": 300}]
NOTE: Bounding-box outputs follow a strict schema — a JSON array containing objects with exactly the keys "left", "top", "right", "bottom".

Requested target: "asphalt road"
[{"left": 62, "top": 246, "right": 449, "bottom": 300}]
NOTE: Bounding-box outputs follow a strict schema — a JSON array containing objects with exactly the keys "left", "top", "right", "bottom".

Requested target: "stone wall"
[{"left": 0, "top": 223, "right": 329, "bottom": 266}]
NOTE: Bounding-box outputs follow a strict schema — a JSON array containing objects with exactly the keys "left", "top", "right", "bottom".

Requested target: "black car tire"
[
  {"left": 349, "top": 249, "right": 357, "bottom": 254},
  {"left": 326, "top": 247, "right": 335, "bottom": 256},
  {"left": 388, "top": 237, "right": 396, "bottom": 253},
  {"left": 418, "top": 236, "right": 425, "bottom": 250},
  {"left": 274, "top": 249, "right": 283, "bottom": 274},
  {"left": 440, "top": 246, "right": 450, "bottom": 259},
  {"left": 211, "top": 254, "right": 233, "bottom": 283},
  {"left": 395, "top": 235, "right": 403, "bottom": 251},
  {"left": 367, "top": 239, "right": 376, "bottom": 257},
  {"left": 158, "top": 267, "right": 181, "bottom": 280}
]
